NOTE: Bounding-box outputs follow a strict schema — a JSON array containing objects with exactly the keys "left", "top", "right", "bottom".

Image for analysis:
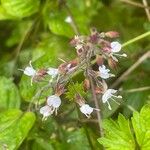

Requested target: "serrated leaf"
[
  {"left": 132, "top": 105, "right": 150, "bottom": 150},
  {"left": 0, "top": 109, "right": 36, "bottom": 150},
  {"left": 1, "top": 0, "right": 40, "bottom": 18},
  {"left": 98, "top": 105, "right": 150, "bottom": 150},
  {"left": 98, "top": 114, "right": 135, "bottom": 150},
  {"left": 65, "top": 82, "right": 86, "bottom": 101},
  {"left": 0, "top": 76, "right": 20, "bottom": 109}
]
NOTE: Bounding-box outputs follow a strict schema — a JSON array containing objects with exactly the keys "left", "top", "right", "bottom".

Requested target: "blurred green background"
[{"left": 0, "top": 0, "right": 150, "bottom": 149}]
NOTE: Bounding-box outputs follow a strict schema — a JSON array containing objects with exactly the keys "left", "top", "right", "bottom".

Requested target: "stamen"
[
  {"left": 29, "top": 60, "right": 33, "bottom": 68},
  {"left": 18, "top": 69, "right": 24, "bottom": 72},
  {"left": 110, "top": 74, "right": 115, "bottom": 77},
  {"left": 107, "top": 101, "right": 112, "bottom": 110},
  {"left": 111, "top": 98, "right": 120, "bottom": 105},
  {"left": 111, "top": 95, "right": 122, "bottom": 99},
  {"left": 93, "top": 108, "right": 100, "bottom": 111},
  {"left": 113, "top": 53, "right": 127, "bottom": 57}
]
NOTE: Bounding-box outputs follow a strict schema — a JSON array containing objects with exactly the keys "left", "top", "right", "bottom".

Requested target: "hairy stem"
[{"left": 89, "top": 76, "right": 104, "bottom": 137}]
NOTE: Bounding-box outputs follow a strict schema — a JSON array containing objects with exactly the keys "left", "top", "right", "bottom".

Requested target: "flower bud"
[
  {"left": 105, "top": 31, "right": 119, "bottom": 38},
  {"left": 37, "top": 68, "right": 48, "bottom": 77},
  {"left": 95, "top": 87, "right": 103, "bottom": 94},
  {"left": 96, "top": 55, "right": 104, "bottom": 66},
  {"left": 108, "top": 57, "right": 117, "bottom": 69},
  {"left": 83, "top": 79, "right": 90, "bottom": 91}
]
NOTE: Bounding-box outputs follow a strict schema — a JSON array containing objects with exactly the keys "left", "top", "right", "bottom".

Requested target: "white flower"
[
  {"left": 110, "top": 41, "right": 127, "bottom": 62},
  {"left": 80, "top": 104, "right": 99, "bottom": 118},
  {"left": 65, "top": 16, "right": 72, "bottom": 23},
  {"left": 40, "top": 105, "right": 52, "bottom": 120},
  {"left": 102, "top": 89, "right": 122, "bottom": 110},
  {"left": 19, "top": 61, "right": 36, "bottom": 86},
  {"left": 47, "top": 95, "right": 61, "bottom": 115},
  {"left": 23, "top": 61, "right": 36, "bottom": 76},
  {"left": 111, "top": 41, "right": 122, "bottom": 52},
  {"left": 47, "top": 68, "right": 59, "bottom": 78},
  {"left": 99, "top": 65, "right": 115, "bottom": 79}
]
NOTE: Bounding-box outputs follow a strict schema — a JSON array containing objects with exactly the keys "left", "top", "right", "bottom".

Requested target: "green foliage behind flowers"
[
  {"left": 0, "top": 109, "right": 35, "bottom": 150},
  {"left": 0, "top": 0, "right": 40, "bottom": 19},
  {"left": 0, "top": 76, "right": 20, "bottom": 110}
]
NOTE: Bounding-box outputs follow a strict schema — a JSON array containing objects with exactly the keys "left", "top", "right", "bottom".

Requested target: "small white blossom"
[
  {"left": 111, "top": 41, "right": 122, "bottom": 52},
  {"left": 65, "top": 16, "right": 72, "bottom": 23},
  {"left": 110, "top": 41, "right": 127, "bottom": 62},
  {"left": 40, "top": 105, "right": 52, "bottom": 120},
  {"left": 99, "top": 65, "right": 115, "bottom": 79},
  {"left": 102, "top": 89, "right": 122, "bottom": 110},
  {"left": 47, "top": 95, "right": 61, "bottom": 115},
  {"left": 19, "top": 61, "right": 36, "bottom": 86},
  {"left": 80, "top": 104, "right": 99, "bottom": 118},
  {"left": 47, "top": 68, "right": 59, "bottom": 78},
  {"left": 23, "top": 61, "right": 36, "bottom": 76}
]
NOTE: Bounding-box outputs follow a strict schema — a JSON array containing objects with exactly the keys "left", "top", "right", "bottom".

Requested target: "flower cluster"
[{"left": 21, "top": 29, "right": 126, "bottom": 120}]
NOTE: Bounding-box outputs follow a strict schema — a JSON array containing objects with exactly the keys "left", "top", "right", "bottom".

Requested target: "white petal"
[
  {"left": 102, "top": 89, "right": 117, "bottom": 103},
  {"left": 47, "top": 95, "right": 61, "bottom": 108},
  {"left": 99, "top": 65, "right": 110, "bottom": 79},
  {"left": 111, "top": 41, "right": 122, "bottom": 53},
  {"left": 47, "top": 68, "right": 58, "bottom": 78},
  {"left": 65, "top": 16, "right": 72, "bottom": 23},
  {"left": 40, "top": 105, "right": 52, "bottom": 117},
  {"left": 75, "top": 44, "right": 83, "bottom": 50},
  {"left": 24, "top": 66, "right": 36, "bottom": 76},
  {"left": 80, "top": 104, "right": 93, "bottom": 116}
]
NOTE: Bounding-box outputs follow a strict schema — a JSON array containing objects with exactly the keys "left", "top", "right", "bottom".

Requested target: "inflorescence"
[{"left": 21, "top": 29, "right": 127, "bottom": 120}]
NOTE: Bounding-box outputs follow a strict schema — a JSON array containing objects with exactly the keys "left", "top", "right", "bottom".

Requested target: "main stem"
[{"left": 89, "top": 75, "right": 104, "bottom": 137}]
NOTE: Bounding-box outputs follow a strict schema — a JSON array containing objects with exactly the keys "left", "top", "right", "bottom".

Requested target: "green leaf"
[
  {"left": 132, "top": 105, "right": 150, "bottom": 150},
  {"left": 0, "top": 76, "right": 20, "bottom": 110},
  {"left": 98, "top": 114, "right": 135, "bottom": 150},
  {"left": 0, "top": 6, "right": 12, "bottom": 20},
  {"left": 44, "top": 0, "right": 101, "bottom": 37},
  {"left": 1, "top": 0, "right": 40, "bottom": 18},
  {"left": 0, "top": 109, "right": 36, "bottom": 150},
  {"left": 98, "top": 105, "right": 150, "bottom": 150}
]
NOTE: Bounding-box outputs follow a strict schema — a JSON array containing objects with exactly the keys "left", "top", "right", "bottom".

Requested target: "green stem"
[{"left": 122, "top": 31, "right": 150, "bottom": 47}]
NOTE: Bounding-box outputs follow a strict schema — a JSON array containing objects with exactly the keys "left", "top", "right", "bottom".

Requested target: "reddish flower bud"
[
  {"left": 37, "top": 68, "right": 48, "bottom": 77},
  {"left": 102, "top": 46, "right": 111, "bottom": 53},
  {"left": 108, "top": 57, "right": 118, "bottom": 69},
  {"left": 75, "top": 94, "right": 85, "bottom": 106},
  {"left": 96, "top": 55, "right": 104, "bottom": 66},
  {"left": 105, "top": 31, "right": 119, "bottom": 38},
  {"left": 95, "top": 87, "right": 103, "bottom": 94},
  {"left": 83, "top": 79, "right": 90, "bottom": 91},
  {"left": 58, "top": 63, "right": 68, "bottom": 74},
  {"left": 55, "top": 84, "right": 66, "bottom": 96}
]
